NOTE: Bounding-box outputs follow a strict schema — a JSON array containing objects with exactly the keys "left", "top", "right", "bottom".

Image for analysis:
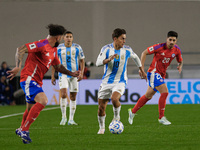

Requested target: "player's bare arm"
[
  {"left": 103, "top": 54, "right": 117, "bottom": 64},
  {"left": 177, "top": 60, "right": 183, "bottom": 74},
  {"left": 77, "top": 59, "right": 85, "bottom": 82},
  {"left": 7, "top": 45, "right": 28, "bottom": 80},
  {"left": 53, "top": 64, "right": 80, "bottom": 77},
  {"left": 51, "top": 67, "right": 56, "bottom": 85},
  {"left": 139, "top": 49, "right": 149, "bottom": 80}
]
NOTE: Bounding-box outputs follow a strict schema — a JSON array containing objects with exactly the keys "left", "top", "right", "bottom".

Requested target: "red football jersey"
[
  {"left": 20, "top": 39, "right": 60, "bottom": 86},
  {"left": 147, "top": 43, "right": 183, "bottom": 79}
]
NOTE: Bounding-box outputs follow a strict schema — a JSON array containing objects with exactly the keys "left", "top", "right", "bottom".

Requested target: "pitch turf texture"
[{"left": 0, "top": 104, "right": 199, "bottom": 150}]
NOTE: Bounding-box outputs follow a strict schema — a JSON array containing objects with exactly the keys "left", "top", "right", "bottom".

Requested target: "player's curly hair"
[
  {"left": 168, "top": 31, "right": 178, "bottom": 38},
  {"left": 112, "top": 28, "right": 126, "bottom": 40},
  {"left": 46, "top": 24, "right": 67, "bottom": 36}
]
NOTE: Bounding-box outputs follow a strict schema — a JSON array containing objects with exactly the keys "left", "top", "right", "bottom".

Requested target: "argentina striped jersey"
[
  {"left": 96, "top": 43, "right": 141, "bottom": 85},
  {"left": 57, "top": 43, "right": 85, "bottom": 78}
]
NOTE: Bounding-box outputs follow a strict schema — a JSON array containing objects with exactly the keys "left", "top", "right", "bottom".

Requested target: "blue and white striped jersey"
[
  {"left": 57, "top": 43, "right": 85, "bottom": 78},
  {"left": 96, "top": 43, "right": 141, "bottom": 85}
]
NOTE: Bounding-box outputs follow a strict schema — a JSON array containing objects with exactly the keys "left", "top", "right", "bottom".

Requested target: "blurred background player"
[
  {"left": 51, "top": 31, "right": 85, "bottom": 125},
  {"left": 128, "top": 31, "right": 183, "bottom": 125},
  {"left": 96, "top": 28, "right": 146, "bottom": 134},
  {"left": 7, "top": 24, "right": 80, "bottom": 144}
]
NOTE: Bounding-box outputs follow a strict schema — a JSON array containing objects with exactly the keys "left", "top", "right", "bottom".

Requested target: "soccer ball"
[{"left": 109, "top": 120, "right": 124, "bottom": 134}]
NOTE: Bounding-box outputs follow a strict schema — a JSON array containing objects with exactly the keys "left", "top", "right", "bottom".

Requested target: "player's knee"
[
  {"left": 98, "top": 105, "right": 106, "bottom": 114},
  {"left": 61, "top": 93, "right": 68, "bottom": 98}
]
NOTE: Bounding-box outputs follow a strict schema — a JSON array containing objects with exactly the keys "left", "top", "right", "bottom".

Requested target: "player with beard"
[
  {"left": 128, "top": 31, "right": 183, "bottom": 125},
  {"left": 7, "top": 24, "right": 80, "bottom": 144}
]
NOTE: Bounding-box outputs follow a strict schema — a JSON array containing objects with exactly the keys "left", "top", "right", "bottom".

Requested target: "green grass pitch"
[{"left": 0, "top": 104, "right": 199, "bottom": 150}]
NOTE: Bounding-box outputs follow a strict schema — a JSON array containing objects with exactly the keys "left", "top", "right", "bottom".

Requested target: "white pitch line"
[{"left": 0, "top": 106, "right": 59, "bottom": 119}]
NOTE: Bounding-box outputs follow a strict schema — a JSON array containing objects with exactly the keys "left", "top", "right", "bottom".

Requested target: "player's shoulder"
[
  {"left": 151, "top": 42, "right": 166, "bottom": 51},
  {"left": 29, "top": 39, "right": 48, "bottom": 48},
  {"left": 57, "top": 43, "right": 65, "bottom": 48},
  {"left": 123, "top": 45, "right": 132, "bottom": 50},
  {"left": 174, "top": 44, "right": 182, "bottom": 52},
  {"left": 101, "top": 43, "right": 113, "bottom": 52},
  {"left": 73, "top": 43, "right": 81, "bottom": 48}
]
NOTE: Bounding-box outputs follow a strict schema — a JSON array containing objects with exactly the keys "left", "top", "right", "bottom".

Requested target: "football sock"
[
  {"left": 22, "top": 102, "right": 45, "bottom": 131},
  {"left": 98, "top": 115, "right": 106, "bottom": 129},
  {"left": 132, "top": 95, "right": 150, "bottom": 113},
  {"left": 60, "top": 98, "right": 67, "bottom": 119},
  {"left": 113, "top": 105, "right": 121, "bottom": 120},
  {"left": 20, "top": 109, "right": 29, "bottom": 128},
  {"left": 158, "top": 93, "right": 168, "bottom": 119},
  {"left": 69, "top": 100, "right": 76, "bottom": 121}
]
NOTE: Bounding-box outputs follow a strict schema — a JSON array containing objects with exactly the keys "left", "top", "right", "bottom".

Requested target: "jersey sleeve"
[
  {"left": 96, "top": 45, "right": 108, "bottom": 67},
  {"left": 51, "top": 49, "right": 60, "bottom": 66},
  {"left": 77, "top": 45, "right": 85, "bottom": 60},
  {"left": 129, "top": 48, "right": 142, "bottom": 67},
  {"left": 147, "top": 44, "right": 159, "bottom": 54},
  {"left": 176, "top": 47, "right": 183, "bottom": 63},
  {"left": 25, "top": 41, "right": 42, "bottom": 53}
]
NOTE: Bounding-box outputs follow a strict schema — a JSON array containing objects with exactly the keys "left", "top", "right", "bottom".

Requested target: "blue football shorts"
[
  {"left": 147, "top": 72, "right": 165, "bottom": 92},
  {"left": 20, "top": 80, "right": 44, "bottom": 104}
]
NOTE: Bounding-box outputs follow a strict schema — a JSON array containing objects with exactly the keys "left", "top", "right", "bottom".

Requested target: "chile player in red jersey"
[
  {"left": 7, "top": 24, "right": 80, "bottom": 144},
  {"left": 128, "top": 31, "right": 183, "bottom": 125}
]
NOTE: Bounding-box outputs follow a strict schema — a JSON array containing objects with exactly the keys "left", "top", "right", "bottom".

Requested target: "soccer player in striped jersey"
[
  {"left": 51, "top": 31, "right": 85, "bottom": 125},
  {"left": 128, "top": 31, "right": 183, "bottom": 125},
  {"left": 96, "top": 28, "right": 146, "bottom": 134},
  {"left": 7, "top": 24, "right": 80, "bottom": 144}
]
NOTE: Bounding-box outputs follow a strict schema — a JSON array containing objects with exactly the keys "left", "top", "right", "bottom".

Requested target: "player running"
[
  {"left": 51, "top": 31, "right": 85, "bottom": 126},
  {"left": 7, "top": 24, "right": 80, "bottom": 144},
  {"left": 96, "top": 28, "right": 146, "bottom": 134},
  {"left": 128, "top": 31, "right": 183, "bottom": 125}
]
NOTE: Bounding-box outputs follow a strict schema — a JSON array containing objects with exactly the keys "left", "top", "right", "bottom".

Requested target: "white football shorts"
[
  {"left": 98, "top": 82, "right": 125, "bottom": 99},
  {"left": 59, "top": 75, "right": 79, "bottom": 92}
]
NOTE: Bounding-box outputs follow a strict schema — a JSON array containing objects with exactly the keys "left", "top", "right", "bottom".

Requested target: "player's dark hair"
[
  {"left": 167, "top": 31, "right": 178, "bottom": 38},
  {"left": 46, "top": 24, "right": 66, "bottom": 36},
  {"left": 64, "top": 31, "right": 73, "bottom": 35},
  {"left": 112, "top": 28, "right": 126, "bottom": 40}
]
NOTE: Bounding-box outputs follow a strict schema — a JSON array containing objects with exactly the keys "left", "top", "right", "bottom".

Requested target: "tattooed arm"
[
  {"left": 53, "top": 64, "right": 80, "bottom": 77},
  {"left": 7, "top": 45, "right": 28, "bottom": 80}
]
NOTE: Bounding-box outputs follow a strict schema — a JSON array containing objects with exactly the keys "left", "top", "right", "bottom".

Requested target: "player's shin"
[
  {"left": 60, "top": 98, "right": 67, "bottom": 119},
  {"left": 113, "top": 105, "right": 121, "bottom": 121},
  {"left": 21, "top": 102, "right": 45, "bottom": 131},
  {"left": 69, "top": 100, "right": 76, "bottom": 121},
  {"left": 158, "top": 93, "right": 168, "bottom": 119}
]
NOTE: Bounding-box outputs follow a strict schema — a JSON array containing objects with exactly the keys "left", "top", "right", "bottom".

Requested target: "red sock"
[
  {"left": 132, "top": 95, "right": 150, "bottom": 113},
  {"left": 21, "top": 102, "right": 45, "bottom": 131},
  {"left": 20, "top": 109, "right": 29, "bottom": 128},
  {"left": 158, "top": 93, "right": 168, "bottom": 119}
]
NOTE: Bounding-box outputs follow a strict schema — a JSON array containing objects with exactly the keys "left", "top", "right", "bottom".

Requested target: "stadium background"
[{"left": 0, "top": 0, "right": 199, "bottom": 104}]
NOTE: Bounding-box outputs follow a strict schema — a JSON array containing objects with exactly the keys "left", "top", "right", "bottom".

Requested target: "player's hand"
[
  {"left": 177, "top": 65, "right": 182, "bottom": 74},
  {"left": 7, "top": 67, "right": 20, "bottom": 80},
  {"left": 77, "top": 73, "right": 83, "bottom": 82},
  {"left": 139, "top": 70, "right": 147, "bottom": 81},
  {"left": 109, "top": 54, "right": 117, "bottom": 62},
  {"left": 51, "top": 76, "right": 56, "bottom": 85},
  {"left": 72, "top": 70, "right": 80, "bottom": 77}
]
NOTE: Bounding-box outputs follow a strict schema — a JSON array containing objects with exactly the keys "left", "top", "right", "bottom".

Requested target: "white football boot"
[
  {"left": 128, "top": 108, "right": 135, "bottom": 125},
  {"left": 158, "top": 116, "right": 171, "bottom": 125},
  {"left": 97, "top": 128, "right": 105, "bottom": 134},
  {"left": 60, "top": 118, "right": 67, "bottom": 125}
]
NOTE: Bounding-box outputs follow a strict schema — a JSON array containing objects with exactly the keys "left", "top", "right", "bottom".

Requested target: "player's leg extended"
[
  {"left": 128, "top": 86, "right": 156, "bottom": 124},
  {"left": 111, "top": 92, "right": 121, "bottom": 121},
  {"left": 97, "top": 99, "right": 109, "bottom": 134},
  {"left": 21, "top": 92, "right": 46, "bottom": 131},
  {"left": 60, "top": 88, "right": 68, "bottom": 125},
  {"left": 68, "top": 92, "right": 77, "bottom": 125},
  {"left": 156, "top": 84, "right": 171, "bottom": 125}
]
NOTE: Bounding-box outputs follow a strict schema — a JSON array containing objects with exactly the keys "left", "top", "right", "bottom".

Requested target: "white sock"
[
  {"left": 69, "top": 100, "right": 76, "bottom": 121},
  {"left": 113, "top": 105, "right": 121, "bottom": 120},
  {"left": 98, "top": 115, "right": 106, "bottom": 129},
  {"left": 60, "top": 98, "right": 67, "bottom": 119}
]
